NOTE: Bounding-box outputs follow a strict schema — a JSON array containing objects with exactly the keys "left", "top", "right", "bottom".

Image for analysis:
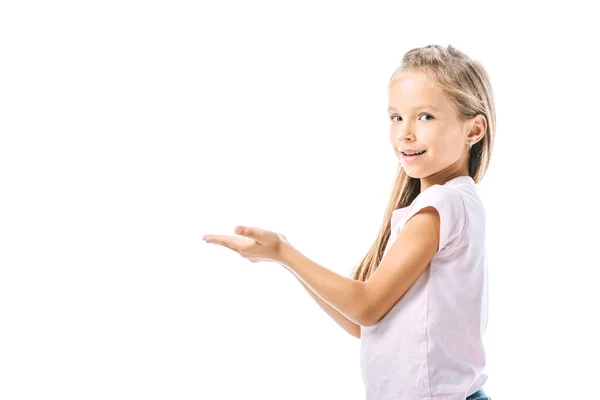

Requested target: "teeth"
[{"left": 404, "top": 150, "right": 425, "bottom": 156}]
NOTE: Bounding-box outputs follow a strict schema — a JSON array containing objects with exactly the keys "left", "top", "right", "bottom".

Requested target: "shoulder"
[
  {"left": 409, "top": 185, "right": 465, "bottom": 218},
  {"left": 405, "top": 185, "right": 468, "bottom": 252}
]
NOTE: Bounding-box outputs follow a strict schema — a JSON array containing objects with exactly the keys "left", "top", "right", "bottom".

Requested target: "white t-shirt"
[{"left": 360, "top": 175, "right": 489, "bottom": 400}]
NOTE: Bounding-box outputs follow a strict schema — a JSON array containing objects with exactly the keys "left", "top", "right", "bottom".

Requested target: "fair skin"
[
  {"left": 389, "top": 71, "right": 486, "bottom": 192},
  {"left": 203, "top": 72, "right": 487, "bottom": 334}
]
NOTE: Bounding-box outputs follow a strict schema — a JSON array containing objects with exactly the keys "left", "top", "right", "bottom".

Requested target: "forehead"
[{"left": 388, "top": 72, "right": 449, "bottom": 111}]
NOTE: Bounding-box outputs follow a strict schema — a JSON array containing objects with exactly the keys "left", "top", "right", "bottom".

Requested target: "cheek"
[
  {"left": 389, "top": 131, "right": 398, "bottom": 148},
  {"left": 435, "top": 133, "right": 465, "bottom": 160},
  {"left": 426, "top": 133, "right": 460, "bottom": 160}
]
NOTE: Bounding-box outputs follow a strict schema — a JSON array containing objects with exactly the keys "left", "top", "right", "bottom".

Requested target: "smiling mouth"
[{"left": 401, "top": 150, "right": 426, "bottom": 156}]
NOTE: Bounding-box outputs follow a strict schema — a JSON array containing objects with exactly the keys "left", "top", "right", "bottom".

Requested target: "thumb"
[{"left": 235, "top": 226, "right": 264, "bottom": 242}]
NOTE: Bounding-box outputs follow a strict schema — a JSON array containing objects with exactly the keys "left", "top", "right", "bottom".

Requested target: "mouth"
[
  {"left": 400, "top": 150, "right": 426, "bottom": 162},
  {"left": 401, "top": 150, "right": 426, "bottom": 156}
]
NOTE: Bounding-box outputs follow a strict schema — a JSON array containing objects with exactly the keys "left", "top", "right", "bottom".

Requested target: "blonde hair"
[{"left": 350, "top": 44, "right": 496, "bottom": 282}]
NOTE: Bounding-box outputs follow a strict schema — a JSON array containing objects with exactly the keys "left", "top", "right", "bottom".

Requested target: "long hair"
[{"left": 350, "top": 44, "right": 496, "bottom": 282}]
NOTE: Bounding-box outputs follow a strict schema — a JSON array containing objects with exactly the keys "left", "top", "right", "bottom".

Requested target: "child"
[
  {"left": 203, "top": 44, "right": 494, "bottom": 400},
  {"left": 354, "top": 44, "right": 494, "bottom": 400}
]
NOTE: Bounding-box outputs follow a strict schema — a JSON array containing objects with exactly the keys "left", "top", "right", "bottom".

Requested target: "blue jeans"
[{"left": 466, "top": 387, "right": 491, "bottom": 400}]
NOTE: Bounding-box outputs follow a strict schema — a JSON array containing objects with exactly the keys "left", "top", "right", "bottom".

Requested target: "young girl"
[{"left": 203, "top": 44, "right": 495, "bottom": 400}]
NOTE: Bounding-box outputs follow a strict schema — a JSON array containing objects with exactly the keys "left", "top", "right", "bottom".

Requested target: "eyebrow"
[{"left": 387, "top": 104, "right": 439, "bottom": 112}]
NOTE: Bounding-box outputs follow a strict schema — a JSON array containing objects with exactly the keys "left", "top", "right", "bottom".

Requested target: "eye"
[{"left": 389, "top": 113, "right": 434, "bottom": 122}]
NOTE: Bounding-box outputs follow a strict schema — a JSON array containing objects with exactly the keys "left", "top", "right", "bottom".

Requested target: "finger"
[
  {"left": 204, "top": 235, "right": 246, "bottom": 251},
  {"left": 235, "top": 226, "right": 265, "bottom": 243}
]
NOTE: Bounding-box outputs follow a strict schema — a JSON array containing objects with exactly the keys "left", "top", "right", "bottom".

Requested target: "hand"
[{"left": 203, "top": 226, "right": 291, "bottom": 264}]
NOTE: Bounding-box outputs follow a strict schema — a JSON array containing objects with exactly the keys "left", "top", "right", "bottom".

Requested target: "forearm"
[
  {"left": 279, "top": 244, "right": 367, "bottom": 327},
  {"left": 288, "top": 269, "right": 361, "bottom": 338}
]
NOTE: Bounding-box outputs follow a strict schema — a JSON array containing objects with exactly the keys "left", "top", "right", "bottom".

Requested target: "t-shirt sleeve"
[{"left": 403, "top": 185, "right": 467, "bottom": 253}]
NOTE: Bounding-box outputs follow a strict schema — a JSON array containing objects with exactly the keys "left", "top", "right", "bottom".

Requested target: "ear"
[{"left": 465, "top": 114, "right": 487, "bottom": 145}]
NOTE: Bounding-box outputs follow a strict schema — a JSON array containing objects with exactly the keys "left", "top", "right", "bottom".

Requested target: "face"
[{"left": 388, "top": 71, "right": 477, "bottom": 186}]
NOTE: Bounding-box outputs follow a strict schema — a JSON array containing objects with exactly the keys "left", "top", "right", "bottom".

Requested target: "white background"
[{"left": 1, "top": 1, "right": 599, "bottom": 399}]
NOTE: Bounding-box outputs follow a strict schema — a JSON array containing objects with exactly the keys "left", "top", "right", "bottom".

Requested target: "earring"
[{"left": 469, "top": 141, "right": 474, "bottom": 148}]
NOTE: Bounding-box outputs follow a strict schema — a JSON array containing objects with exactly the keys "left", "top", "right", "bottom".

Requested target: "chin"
[{"left": 400, "top": 166, "right": 424, "bottom": 179}]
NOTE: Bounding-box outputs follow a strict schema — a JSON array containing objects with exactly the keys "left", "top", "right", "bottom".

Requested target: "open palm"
[{"left": 203, "top": 226, "right": 290, "bottom": 264}]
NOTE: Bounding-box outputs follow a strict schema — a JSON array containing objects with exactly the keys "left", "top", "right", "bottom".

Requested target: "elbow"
[
  {"left": 360, "top": 308, "right": 383, "bottom": 327},
  {"left": 356, "top": 282, "right": 374, "bottom": 327},
  {"left": 357, "top": 304, "right": 371, "bottom": 326},
  {"left": 359, "top": 311, "right": 375, "bottom": 327},
  {"left": 357, "top": 285, "right": 383, "bottom": 327}
]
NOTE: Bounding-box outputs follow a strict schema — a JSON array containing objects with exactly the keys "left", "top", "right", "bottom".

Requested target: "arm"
[
  {"left": 286, "top": 268, "right": 361, "bottom": 339},
  {"left": 278, "top": 206, "right": 439, "bottom": 328},
  {"left": 278, "top": 245, "right": 368, "bottom": 327},
  {"left": 360, "top": 207, "right": 439, "bottom": 325}
]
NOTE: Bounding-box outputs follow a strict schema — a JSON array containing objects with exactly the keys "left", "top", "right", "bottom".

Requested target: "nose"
[{"left": 396, "top": 130, "right": 415, "bottom": 142}]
